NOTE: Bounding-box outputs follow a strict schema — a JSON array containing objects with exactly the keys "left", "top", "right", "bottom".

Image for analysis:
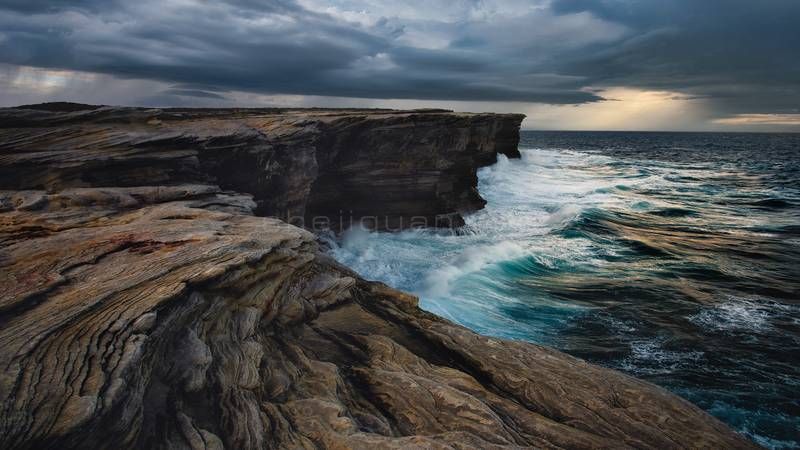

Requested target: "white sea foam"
[
  {"left": 544, "top": 203, "right": 585, "bottom": 227},
  {"left": 329, "top": 148, "right": 614, "bottom": 292},
  {"left": 421, "top": 240, "right": 528, "bottom": 297},
  {"left": 328, "top": 147, "right": 742, "bottom": 340},
  {"left": 689, "top": 295, "right": 798, "bottom": 333},
  {"left": 618, "top": 337, "right": 704, "bottom": 376},
  {"left": 326, "top": 147, "right": 624, "bottom": 342}
]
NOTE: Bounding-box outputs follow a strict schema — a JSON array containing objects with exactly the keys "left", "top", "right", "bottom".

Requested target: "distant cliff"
[{"left": 0, "top": 105, "right": 755, "bottom": 449}]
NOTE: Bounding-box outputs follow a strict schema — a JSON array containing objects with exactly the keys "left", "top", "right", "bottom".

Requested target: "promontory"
[{"left": 0, "top": 104, "right": 756, "bottom": 449}]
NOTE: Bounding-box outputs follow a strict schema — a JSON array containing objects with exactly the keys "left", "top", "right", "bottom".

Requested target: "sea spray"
[
  {"left": 422, "top": 241, "right": 528, "bottom": 297},
  {"left": 329, "top": 131, "right": 800, "bottom": 448}
]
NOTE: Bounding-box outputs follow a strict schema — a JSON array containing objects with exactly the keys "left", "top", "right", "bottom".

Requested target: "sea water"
[{"left": 328, "top": 131, "right": 800, "bottom": 448}]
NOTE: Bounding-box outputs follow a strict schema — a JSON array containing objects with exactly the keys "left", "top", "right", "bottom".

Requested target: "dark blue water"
[{"left": 331, "top": 131, "right": 800, "bottom": 448}]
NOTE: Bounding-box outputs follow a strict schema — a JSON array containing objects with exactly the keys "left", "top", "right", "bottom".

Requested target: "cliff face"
[
  {"left": 0, "top": 106, "right": 522, "bottom": 230},
  {"left": 305, "top": 112, "right": 522, "bottom": 229},
  {"left": 0, "top": 105, "right": 756, "bottom": 449}
]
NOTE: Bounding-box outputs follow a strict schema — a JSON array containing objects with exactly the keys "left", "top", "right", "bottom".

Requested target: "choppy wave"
[{"left": 329, "top": 131, "right": 800, "bottom": 448}]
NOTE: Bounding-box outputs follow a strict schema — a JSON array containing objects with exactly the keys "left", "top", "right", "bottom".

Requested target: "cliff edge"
[
  {"left": 0, "top": 105, "right": 756, "bottom": 449},
  {"left": 0, "top": 105, "right": 522, "bottom": 230}
]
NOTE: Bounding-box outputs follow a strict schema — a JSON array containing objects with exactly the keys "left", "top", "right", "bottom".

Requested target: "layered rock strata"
[
  {"left": 0, "top": 105, "right": 522, "bottom": 230},
  {"left": 0, "top": 104, "right": 756, "bottom": 449}
]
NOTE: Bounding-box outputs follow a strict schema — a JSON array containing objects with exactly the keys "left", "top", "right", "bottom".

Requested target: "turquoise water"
[{"left": 328, "top": 131, "right": 800, "bottom": 448}]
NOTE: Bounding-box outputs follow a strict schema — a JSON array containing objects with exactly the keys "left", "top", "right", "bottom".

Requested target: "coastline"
[{"left": 0, "top": 104, "right": 757, "bottom": 449}]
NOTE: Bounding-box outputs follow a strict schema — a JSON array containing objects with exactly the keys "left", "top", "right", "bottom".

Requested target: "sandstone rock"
[
  {"left": 0, "top": 106, "right": 523, "bottom": 230},
  {"left": 0, "top": 105, "right": 757, "bottom": 449}
]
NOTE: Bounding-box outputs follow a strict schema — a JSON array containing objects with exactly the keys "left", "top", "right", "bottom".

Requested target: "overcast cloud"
[{"left": 1, "top": 0, "right": 798, "bottom": 130}]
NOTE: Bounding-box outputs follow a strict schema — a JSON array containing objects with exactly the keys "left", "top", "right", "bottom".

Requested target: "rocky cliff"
[
  {"left": 0, "top": 105, "right": 522, "bottom": 230},
  {"left": 0, "top": 104, "right": 756, "bottom": 449}
]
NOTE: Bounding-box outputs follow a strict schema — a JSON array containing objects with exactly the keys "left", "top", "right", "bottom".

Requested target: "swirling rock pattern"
[{"left": 0, "top": 105, "right": 756, "bottom": 449}]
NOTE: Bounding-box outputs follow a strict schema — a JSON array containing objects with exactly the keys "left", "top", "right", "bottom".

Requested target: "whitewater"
[{"left": 327, "top": 131, "right": 800, "bottom": 448}]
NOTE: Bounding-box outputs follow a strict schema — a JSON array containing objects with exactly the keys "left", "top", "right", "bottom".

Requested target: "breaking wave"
[{"left": 329, "top": 131, "right": 800, "bottom": 448}]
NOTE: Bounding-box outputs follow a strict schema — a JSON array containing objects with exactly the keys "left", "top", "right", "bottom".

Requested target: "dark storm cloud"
[
  {"left": 0, "top": 2, "right": 378, "bottom": 90},
  {"left": 0, "top": 0, "right": 112, "bottom": 14},
  {"left": 0, "top": 0, "right": 602, "bottom": 103},
  {"left": 550, "top": 0, "right": 800, "bottom": 114},
  {"left": 0, "top": 0, "right": 797, "bottom": 112}
]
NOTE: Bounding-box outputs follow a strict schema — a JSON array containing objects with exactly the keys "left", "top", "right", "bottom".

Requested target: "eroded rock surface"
[
  {"left": 0, "top": 105, "right": 523, "bottom": 230},
  {"left": 0, "top": 105, "right": 757, "bottom": 449}
]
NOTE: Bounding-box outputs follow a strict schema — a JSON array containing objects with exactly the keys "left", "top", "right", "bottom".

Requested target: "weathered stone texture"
[{"left": 0, "top": 105, "right": 756, "bottom": 449}]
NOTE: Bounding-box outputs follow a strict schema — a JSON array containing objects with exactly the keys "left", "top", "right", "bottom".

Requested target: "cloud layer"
[{"left": 0, "top": 0, "right": 798, "bottom": 126}]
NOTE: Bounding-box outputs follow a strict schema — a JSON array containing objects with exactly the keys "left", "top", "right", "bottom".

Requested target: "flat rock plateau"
[{"left": 0, "top": 104, "right": 757, "bottom": 449}]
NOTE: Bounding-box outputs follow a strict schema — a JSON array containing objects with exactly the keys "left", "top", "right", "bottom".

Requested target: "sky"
[{"left": 1, "top": 0, "right": 799, "bottom": 131}]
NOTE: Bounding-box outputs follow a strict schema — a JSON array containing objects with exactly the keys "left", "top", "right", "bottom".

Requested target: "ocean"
[{"left": 328, "top": 131, "right": 800, "bottom": 448}]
